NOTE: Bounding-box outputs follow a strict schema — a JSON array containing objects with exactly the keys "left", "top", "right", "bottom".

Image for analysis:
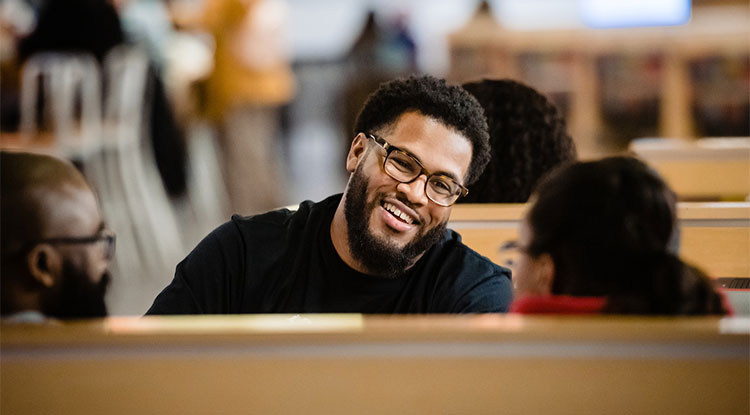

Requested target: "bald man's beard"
[
  {"left": 344, "top": 163, "right": 447, "bottom": 278},
  {"left": 45, "top": 263, "right": 110, "bottom": 318}
]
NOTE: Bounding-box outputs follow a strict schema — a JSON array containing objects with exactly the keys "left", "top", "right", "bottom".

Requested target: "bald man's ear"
[
  {"left": 26, "top": 244, "right": 62, "bottom": 289},
  {"left": 345, "top": 133, "right": 367, "bottom": 173}
]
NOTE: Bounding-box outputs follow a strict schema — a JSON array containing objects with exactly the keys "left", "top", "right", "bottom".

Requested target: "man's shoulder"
[
  {"left": 228, "top": 194, "right": 342, "bottom": 237},
  {"left": 232, "top": 206, "right": 296, "bottom": 228},
  {"left": 418, "top": 229, "right": 513, "bottom": 313}
]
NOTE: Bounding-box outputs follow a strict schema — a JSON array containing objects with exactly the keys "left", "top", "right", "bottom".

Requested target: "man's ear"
[
  {"left": 26, "top": 244, "right": 62, "bottom": 289},
  {"left": 345, "top": 133, "right": 367, "bottom": 173},
  {"left": 535, "top": 253, "right": 555, "bottom": 296}
]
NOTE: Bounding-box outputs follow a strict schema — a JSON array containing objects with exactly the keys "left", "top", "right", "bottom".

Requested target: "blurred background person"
[
  {"left": 459, "top": 78, "right": 577, "bottom": 203},
  {"left": 339, "top": 10, "right": 418, "bottom": 162},
  {"left": 13, "top": 0, "right": 188, "bottom": 198},
  {"left": 1, "top": 151, "right": 115, "bottom": 321},
  {"left": 113, "top": 0, "right": 215, "bottom": 125},
  {"left": 199, "top": 0, "right": 295, "bottom": 215},
  {"left": 114, "top": 0, "right": 174, "bottom": 77},
  {"left": 0, "top": 0, "right": 38, "bottom": 135},
  {"left": 509, "top": 156, "right": 730, "bottom": 315}
]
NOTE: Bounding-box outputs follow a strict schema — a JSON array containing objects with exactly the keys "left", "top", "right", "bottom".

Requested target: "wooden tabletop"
[{"left": 2, "top": 314, "right": 748, "bottom": 346}]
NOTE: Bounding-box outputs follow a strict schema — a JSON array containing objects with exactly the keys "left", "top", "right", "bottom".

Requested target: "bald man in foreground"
[{"left": 1, "top": 151, "right": 115, "bottom": 321}]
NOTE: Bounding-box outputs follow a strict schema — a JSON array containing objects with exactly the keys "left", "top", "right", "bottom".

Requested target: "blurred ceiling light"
[{"left": 579, "top": 0, "right": 692, "bottom": 28}]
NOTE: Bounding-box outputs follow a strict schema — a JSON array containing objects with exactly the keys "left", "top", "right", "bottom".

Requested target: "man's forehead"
[
  {"left": 386, "top": 111, "right": 469, "bottom": 143},
  {"left": 36, "top": 183, "right": 101, "bottom": 237},
  {"left": 384, "top": 112, "right": 473, "bottom": 178}
]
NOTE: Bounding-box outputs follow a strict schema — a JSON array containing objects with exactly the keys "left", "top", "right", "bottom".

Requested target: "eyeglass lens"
[
  {"left": 384, "top": 150, "right": 461, "bottom": 206},
  {"left": 102, "top": 234, "right": 116, "bottom": 261}
]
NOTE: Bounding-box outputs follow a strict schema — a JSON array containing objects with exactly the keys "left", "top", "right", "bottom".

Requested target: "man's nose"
[{"left": 397, "top": 174, "right": 430, "bottom": 206}]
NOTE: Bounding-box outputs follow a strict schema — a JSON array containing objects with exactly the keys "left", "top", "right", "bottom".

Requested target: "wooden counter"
[{"left": 2, "top": 314, "right": 748, "bottom": 415}]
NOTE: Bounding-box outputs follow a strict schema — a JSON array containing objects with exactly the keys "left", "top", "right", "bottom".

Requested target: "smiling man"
[{"left": 147, "top": 75, "right": 512, "bottom": 314}]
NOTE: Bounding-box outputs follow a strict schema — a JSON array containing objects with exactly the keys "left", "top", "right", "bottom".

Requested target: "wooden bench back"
[
  {"left": 630, "top": 137, "right": 750, "bottom": 201},
  {"left": 449, "top": 202, "right": 750, "bottom": 278},
  {"left": 1, "top": 315, "right": 747, "bottom": 415}
]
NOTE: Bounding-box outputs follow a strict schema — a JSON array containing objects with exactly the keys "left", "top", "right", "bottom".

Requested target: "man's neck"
[{"left": 330, "top": 201, "right": 368, "bottom": 274}]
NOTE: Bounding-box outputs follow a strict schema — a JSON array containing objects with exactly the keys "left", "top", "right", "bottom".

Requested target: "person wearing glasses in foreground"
[
  {"left": 147, "top": 75, "right": 513, "bottom": 314},
  {"left": 509, "top": 156, "right": 729, "bottom": 315},
  {"left": 1, "top": 151, "right": 116, "bottom": 322}
]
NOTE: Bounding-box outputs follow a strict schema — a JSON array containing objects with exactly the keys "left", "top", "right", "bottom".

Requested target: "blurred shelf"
[{"left": 448, "top": 4, "right": 750, "bottom": 159}]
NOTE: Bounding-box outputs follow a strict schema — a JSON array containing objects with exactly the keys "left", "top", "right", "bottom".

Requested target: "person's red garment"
[{"left": 510, "top": 295, "right": 607, "bottom": 315}]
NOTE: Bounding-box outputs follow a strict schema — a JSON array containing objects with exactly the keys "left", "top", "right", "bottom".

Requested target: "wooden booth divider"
[
  {"left": 449, "top": 202, "right": 750, "bottom": 279},
  {"left": 2, "top": 314, "right": 748, "bottom": 415}
]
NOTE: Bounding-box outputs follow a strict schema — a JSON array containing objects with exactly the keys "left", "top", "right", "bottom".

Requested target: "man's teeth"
[{"left": 383, "top": 202, "right": 414, "bottom": 224}]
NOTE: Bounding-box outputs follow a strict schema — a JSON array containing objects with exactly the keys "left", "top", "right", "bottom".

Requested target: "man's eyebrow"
[
  {"left": 391, "top": 142, "right": 423, "bottom": 165},
  {"left": 435, "top": 170, "right": 462, "bottom": 184},
  {"left": 399, "top": 144, "right": 463, "bottom": 184}
]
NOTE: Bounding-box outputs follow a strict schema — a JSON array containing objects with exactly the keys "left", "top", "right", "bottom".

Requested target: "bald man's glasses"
[{"left": 38, "top": 229, "right": 116, "bottom": 261}]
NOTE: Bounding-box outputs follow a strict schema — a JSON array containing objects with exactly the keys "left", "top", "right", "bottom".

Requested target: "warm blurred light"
[
  {"left": 107, "top": 314, "right": 365, "bottom": 334},
  {"left": 719, "top": 317, "right": 750, "bottom": 334}
]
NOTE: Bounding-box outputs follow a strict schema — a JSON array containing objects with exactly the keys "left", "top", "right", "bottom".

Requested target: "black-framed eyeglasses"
[
  {"left": 37, "top": 228, "right": 116, "bottom": 261},
  {"left": 366, "top": 133, "right": 468, "bottom": 207}
]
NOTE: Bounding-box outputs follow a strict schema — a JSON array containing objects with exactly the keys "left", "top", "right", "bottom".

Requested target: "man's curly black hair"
[
  {"left": 353, "top": 75, "right": 491, "bottom": 186},
  {"left": 459, "top": 79, "right": 577, "bottom": 203}
]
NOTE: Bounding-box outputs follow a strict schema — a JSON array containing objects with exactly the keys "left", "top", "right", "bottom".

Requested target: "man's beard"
[
  {"left": 44, "top": 262, "right": 110, "bottom": 318},
  {"left": 344, "top": 163, "right": 447, "bottom": 278}
]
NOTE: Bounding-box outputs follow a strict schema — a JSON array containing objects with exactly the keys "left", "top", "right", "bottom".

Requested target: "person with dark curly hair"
[
  {"left": 509, "top": 156, "right": 730, "bottom": 315},
  {"left": 147, "top": 75, "right": 513, "bottom": 314},
  {"left": 459, "top": 79, "right": 577, "bottom": 203}
]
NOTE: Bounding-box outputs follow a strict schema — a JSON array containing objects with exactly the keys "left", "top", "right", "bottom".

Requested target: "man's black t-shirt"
[{"left": 146, "top": 194, "right": 512, "bottom": 314}]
